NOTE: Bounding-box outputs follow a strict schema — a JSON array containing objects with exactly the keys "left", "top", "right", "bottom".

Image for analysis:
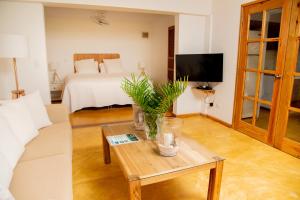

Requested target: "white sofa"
[{"left": 9, "top": 104, "right": 73, "bottom": 200}]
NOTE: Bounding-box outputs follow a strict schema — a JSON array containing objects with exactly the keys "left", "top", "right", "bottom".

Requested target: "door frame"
[{"left": 233, "top": 0, "right": 293, "bottom": 145}]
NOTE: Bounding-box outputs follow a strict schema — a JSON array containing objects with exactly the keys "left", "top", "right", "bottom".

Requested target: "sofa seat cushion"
[
  {"left": 20, "top": 122, "right": 72, "bottom": 162},
  {"left": 10, "top": 154, "right": 72, "bottom": 200}
]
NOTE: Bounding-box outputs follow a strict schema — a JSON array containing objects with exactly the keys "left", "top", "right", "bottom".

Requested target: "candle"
[
  {"left": 163, "top": 132, "right": 174, "bottom": 147},
  {"left": 138, "top": 112, "right": 143, "bottom": 123}
]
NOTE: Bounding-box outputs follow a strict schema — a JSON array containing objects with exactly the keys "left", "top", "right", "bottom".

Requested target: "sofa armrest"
[{"left": 46, "top": 104, "right": 69, "bottom": 124}]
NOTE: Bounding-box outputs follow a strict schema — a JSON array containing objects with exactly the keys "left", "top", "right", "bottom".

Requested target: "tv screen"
[{"left": 176, "top": 54, "right": 223, "bottom": 82}]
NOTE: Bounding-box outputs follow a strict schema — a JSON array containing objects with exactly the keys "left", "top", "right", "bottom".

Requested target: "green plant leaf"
[{"left": 122, "top": 74, "right": 188, "bottom": 114}]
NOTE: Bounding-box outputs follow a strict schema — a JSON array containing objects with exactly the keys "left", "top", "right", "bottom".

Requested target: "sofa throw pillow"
[
  {"left": 21, "top": 91, "right": 52, "bottom": 129},
  {"left": 0, "top": 185, "right": 15, "bottom": 200},
  {"left": 0, "top": 153, "right": 13, "bottom": 188},
  {"left": 103, "top": 58, "right": 124, "bottom": 74},
  {"left": 0, "top": 99, "right": 38, "bottom": 145},
  {"left": 75, "top": 59, "right": 99, "bottom": 74},
  {"left": 0, "top": 115, "right": 24, "bottom": 169}
]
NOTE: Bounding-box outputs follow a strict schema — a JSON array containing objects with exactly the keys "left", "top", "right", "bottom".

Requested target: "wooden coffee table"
[{"left": 101, "top": 122, "right": 224, "bottom": 200}]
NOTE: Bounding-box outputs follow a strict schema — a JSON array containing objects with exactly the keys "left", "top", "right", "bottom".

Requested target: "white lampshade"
[{"left": 0, "top": 34, "right": 28, "bottom": 58}]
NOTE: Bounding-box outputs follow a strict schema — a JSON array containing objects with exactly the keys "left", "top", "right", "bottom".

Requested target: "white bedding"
[{"left": 62, "top": 73, "right": 132, "bottom": 112}]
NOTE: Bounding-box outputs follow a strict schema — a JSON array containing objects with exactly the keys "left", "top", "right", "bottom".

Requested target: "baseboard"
[
  {"left": 173, "top": 112, "right": 232, "bottom": 128},
  {"left": 173, "top": 112, "right": 200, "bottom": 118},
  {"left": 199, "top": 113, "right": 232, "bottom": 128}
]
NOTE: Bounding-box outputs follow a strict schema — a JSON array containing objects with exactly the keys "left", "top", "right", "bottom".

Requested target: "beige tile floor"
[{"left": 71, "top": 108, "right": 300, "bottom": 200}]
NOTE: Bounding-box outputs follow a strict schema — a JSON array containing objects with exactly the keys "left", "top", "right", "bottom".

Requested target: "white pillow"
[
  {"left": 0, "top": 185, "right": 15, "bottom": 200},
  {"left": 0, "top": 154, "right": 13, "bottom": 188},
  {"left": 0, "top": 116, "right": 24, "bottom": 169},
  {"left": 75, "top": 59, "right": 99, "bottom": 74},
  {"left": 0, "top": 99, "right": 38, "bottom": 145},
  {"left": 21, "top": 91, "right": 52, "bottom": 129},
  {"left": 103, "top": 58, "right": 124, "bottom": 74},
  {"left": 99, "top": 63, "right": 106, "bottom": 73}
]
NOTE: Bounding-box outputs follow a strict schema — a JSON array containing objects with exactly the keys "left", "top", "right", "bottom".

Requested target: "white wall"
[
  {"left": 19, "top": 0, "right": 212, "bottom": 16},
  {"left": 0, "top": 1, "right": 50, "bottom": 103},
  {"left": 150, "top": 16, "right": 174, "bottom": 83},
  {"left": 45, "top": 7, "right": 174, "bottom": 82},
  {"left": 173, "top": 14, "right": 211, "bottom": 115},
  {"left": 0, "top": 0, "right": 256, "bottom": 124},
  {"left": 208, "top": 0, "right": 252, "bottom": 124}
]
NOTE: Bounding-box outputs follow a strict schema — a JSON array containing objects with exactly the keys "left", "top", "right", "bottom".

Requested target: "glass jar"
[
  {"left": 132, "top": 104, "right": 144, "bottom": 130},
  {"left": 156, "top": 117, "right": 183, "bottom": 157},
  {"left": 144, "top": 113, "right": 163, "bottom": 140}
]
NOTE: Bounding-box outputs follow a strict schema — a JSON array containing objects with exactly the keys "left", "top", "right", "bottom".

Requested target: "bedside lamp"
[
  {"left": 137, "top": 61, "right": 146, "bottom": 76},
  {"left": 0, "top": 34, "right": 28, "bottom": 99}
]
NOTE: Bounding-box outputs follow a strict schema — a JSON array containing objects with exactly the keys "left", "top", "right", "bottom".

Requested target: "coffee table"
[{"left": 101, "top": 122, "right": 224, "bottom": 200}]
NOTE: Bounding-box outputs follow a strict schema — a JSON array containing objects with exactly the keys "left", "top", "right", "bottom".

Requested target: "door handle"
[{"left": 274, "top": 74, "right": 282, "bottom": 79}]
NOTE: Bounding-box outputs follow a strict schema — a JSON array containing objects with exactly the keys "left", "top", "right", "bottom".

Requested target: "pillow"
[
  {"left": 21, "top": 91, "right": 52, "bottom": 129},
  {"left": 0, "top": 99, "right": 38, "bottom": 145},
  {"left": 0, "top": 115, "right": 24, "bottom": 169},
  {"left": 0, "top": 185, "right": 15, "bottom": 200},
  {"left": 75, "top": 59, "right": 99, "bottom": 74},
  {"left": 0, "top": 153, "right": 13, "bottom": 188},
  {"left": 99, "top": 63, "right": 106, "bottom": 73},
  {"left": 103, "top": 58, "right": 124, "bottom": 74}
]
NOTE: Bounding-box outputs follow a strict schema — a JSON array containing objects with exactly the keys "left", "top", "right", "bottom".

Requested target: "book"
[{"left": 106, "top": 133, "right": 140, "bottom": 146}]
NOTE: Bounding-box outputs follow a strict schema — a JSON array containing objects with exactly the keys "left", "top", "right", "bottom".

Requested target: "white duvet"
[{"left": 62, "top": 73, "right": 132, "bottom": 112}]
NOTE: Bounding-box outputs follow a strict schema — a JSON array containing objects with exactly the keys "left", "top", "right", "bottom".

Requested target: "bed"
[{"left": 62, "top": 53, "right": 132, "bottom": 112}]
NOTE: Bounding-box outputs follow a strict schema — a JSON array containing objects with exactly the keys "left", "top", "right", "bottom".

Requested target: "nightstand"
[{"left": 50, "top": 82, "right": 64, "bottom": 103}]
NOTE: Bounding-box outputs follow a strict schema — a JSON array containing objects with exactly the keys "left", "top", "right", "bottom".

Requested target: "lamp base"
[{"left": 11, "top": 89, "right": 25, "bottom": 99}]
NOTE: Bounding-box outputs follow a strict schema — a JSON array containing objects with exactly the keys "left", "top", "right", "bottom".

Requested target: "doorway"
[
  {"left": 168, "top": 26, "right": 175, "bottom": 82},
  {"left": 234, "top": 0, "right": 300, "bottom": 157}
]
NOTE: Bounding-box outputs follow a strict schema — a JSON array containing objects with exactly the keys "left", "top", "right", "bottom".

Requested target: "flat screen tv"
[{"left": 176, "top": 53, "right": 223, "bottom": 82}]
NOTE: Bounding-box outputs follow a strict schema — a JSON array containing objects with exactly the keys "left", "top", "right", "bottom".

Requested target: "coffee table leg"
[
  {"left": 128, "top": 180, "right": 141, "bottom": 200},
  {"left": 102, "top": 131, "right": 111, "bottom": 164},
  {"left": 207, "top": 160, "right": 224, "bottom": 200}
]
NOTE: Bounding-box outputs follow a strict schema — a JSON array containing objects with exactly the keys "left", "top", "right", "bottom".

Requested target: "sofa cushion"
[
  {"left": 20, "top": 122, "right": 72, "bottom": 162},
  {"left": 46, "top": 104, "right": 69, "bottom": 124},
  {"left": 10, "top": 154, "right": 72, "bottom": 200}
]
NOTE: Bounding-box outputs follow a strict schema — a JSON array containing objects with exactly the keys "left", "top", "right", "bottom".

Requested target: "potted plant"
[{"left": 122, "top": 74, "right": 187, "bottom": 140}]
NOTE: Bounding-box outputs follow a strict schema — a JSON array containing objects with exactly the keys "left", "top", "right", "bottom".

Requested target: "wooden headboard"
[{"left": 73, "top": 53, "right": 120, "bottom": 73}]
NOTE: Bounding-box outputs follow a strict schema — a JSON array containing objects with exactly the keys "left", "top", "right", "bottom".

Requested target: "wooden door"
[
  {"left": 274, "top": 0, "right": 300, "bottom": 157},
  {"left": 168, "top": 26, "right": 175, "bottom": 82},
  {"left": 233, "top": 0, "right": 292, "bottom": 144}
]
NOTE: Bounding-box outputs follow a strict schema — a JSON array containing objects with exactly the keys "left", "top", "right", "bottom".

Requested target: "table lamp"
[{"left": 0, "top": 34, "right": 28, "bottom": 99}]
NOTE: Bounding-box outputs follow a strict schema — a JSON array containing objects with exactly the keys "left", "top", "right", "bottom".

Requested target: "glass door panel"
[
  {"left": 244, "top": 72, "right": 257, "bottom": 97},
  {"left": 255, "top": 103, "right": 271, "bottom": 130},
  {"left": 290, "top": 77, "right": 300, "bottom": 108},
  {"left": 286, "top": 111, "right": 300, "bottom": 143},
  {"left": 265, "top": 8, "right": 282, "bottom": 38},
  {"left": 259, "top": 74, "right": 275, "bottom": 102},
  {"left": 296, "top": 46, "right": 300, "bottom": 72},
  {"left": 249, "top": 12, "right": 263, "bottom": 39},
  {"left": 285, "top": 45, "right": 300, "bottom": 147},
  {"left": 247, "top": 42, "right": 260, "bottom": 69},
  {"left": 242, "top": 99, "right": 254, "bottom": 124},
  {"left": 262, "top": 42, "right": 279, "bottom": 70},
  {"left": 286, "top": 76, "right": 300, "bottom": 143}
]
